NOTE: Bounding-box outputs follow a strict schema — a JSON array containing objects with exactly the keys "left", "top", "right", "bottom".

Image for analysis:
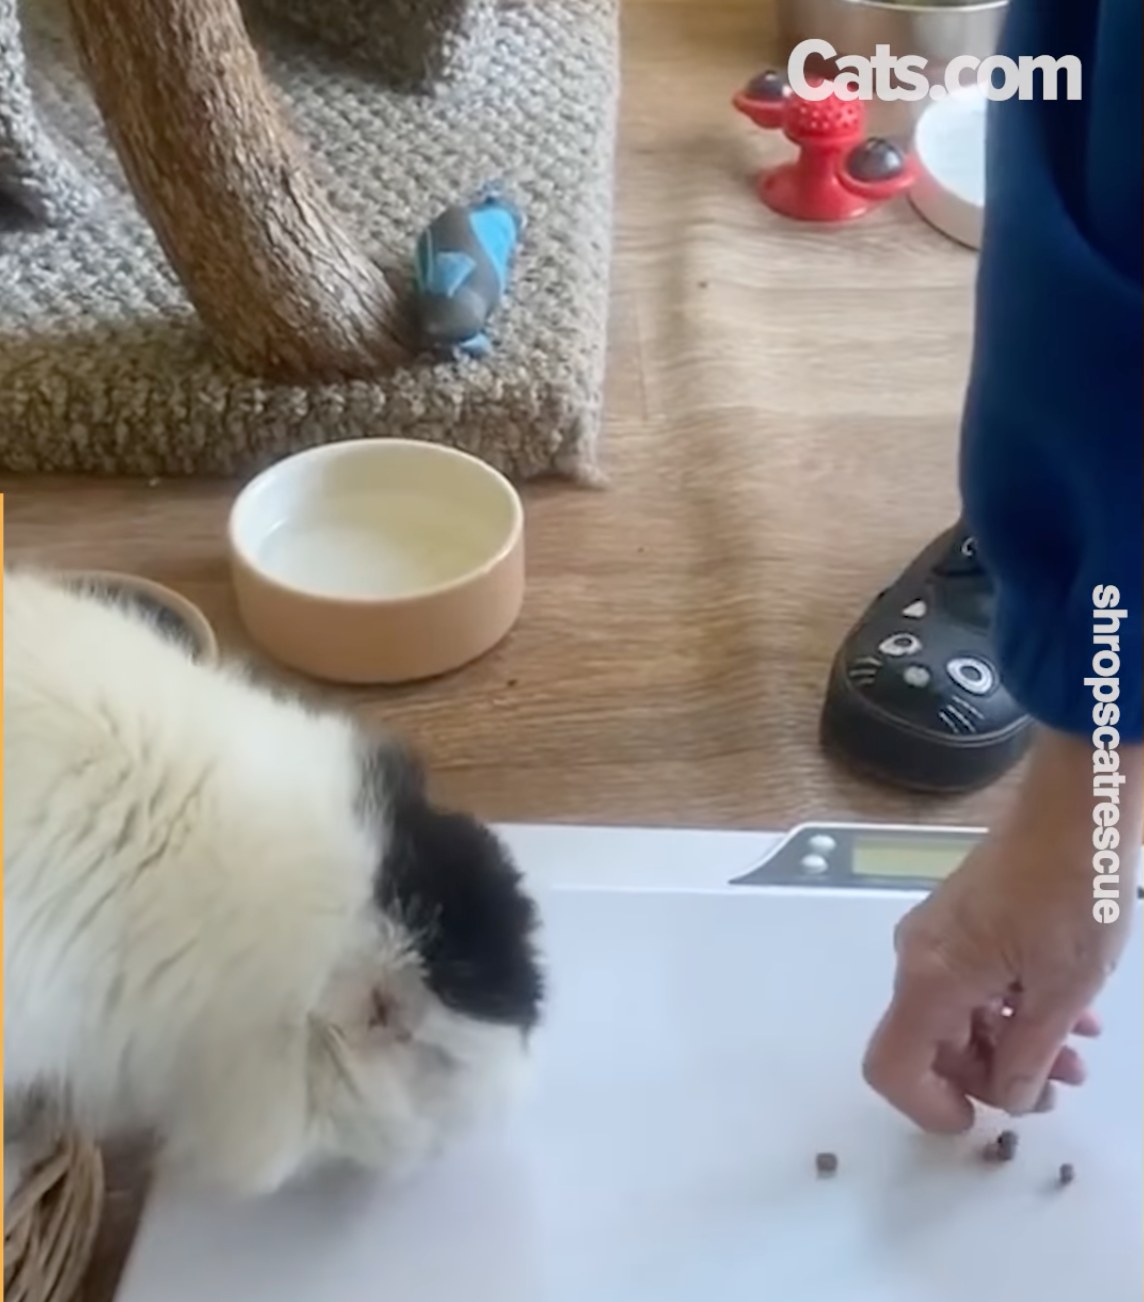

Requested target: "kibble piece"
[
  {"left": 1058, "top": 1163, "right": 1075, "bottom": 1187},
  {"left": 996, "top": 1129, "right": 1019, "bottom": 1162},
  {"left": 981, "top": 1129, "right": 1019, "bottom": 1164},
  {"left": 815, "top": 1151, "right": 839, "bottom": 1177}
]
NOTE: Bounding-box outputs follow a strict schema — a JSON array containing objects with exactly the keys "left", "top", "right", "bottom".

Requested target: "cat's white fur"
[{"left": 3, "top": 570, "right": 526, "bottom": 1202}]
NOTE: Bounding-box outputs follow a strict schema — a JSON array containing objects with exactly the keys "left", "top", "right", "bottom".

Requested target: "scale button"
[
  {"left": 901, "top": 599, "right": 927, "bottom": 619},
  {"left": 903, "top": 664, "right": 931, "bottom": 688},
  {"left": 807, "top": 833, "right": 836, "bottom": 855},
  {"left": 800, "top": 853, "right": 830, "bottom": 875},
  {"left": 879, "top": 632, "right": 921, "bottom": 657}
]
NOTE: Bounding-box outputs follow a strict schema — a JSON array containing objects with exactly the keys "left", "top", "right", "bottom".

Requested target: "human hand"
[{"left": 863, "top": 730, "right": 1141, "bottom": 1133}]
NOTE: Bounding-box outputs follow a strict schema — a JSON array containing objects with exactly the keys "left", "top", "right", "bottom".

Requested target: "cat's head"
[{"left": 302, "top": 736, "right": 544, "bottom": 1181}]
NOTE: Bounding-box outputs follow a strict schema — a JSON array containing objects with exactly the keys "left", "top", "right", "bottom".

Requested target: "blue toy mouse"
[{"left": 412, "top": 191, "right": 523, "bottom": 360}]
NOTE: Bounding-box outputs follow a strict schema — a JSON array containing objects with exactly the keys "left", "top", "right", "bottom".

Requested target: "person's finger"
[
  {"left": 1071, "top": 1009, "right": 1102, "bottom": 1038},
  {"left": 863, "top": 980, "right": 977, "bottom": 1134},
  {"left": 1047, "top": 1044, "right": 1086, "bottom": 1087},
  {"left": 933, "top": 1040, "right": 990, "bottom": 1101},
  {"left": 933, "top": 1020, "right": 1087, "bottom": 1106},
  {"left": 992, "top": 988, "right": 1099, "bottom": 1114},
  {"left": 996, "top": 994, "right": 1100, "bottom": 1040},
  {"left": 932, "top": 1045, "right": 1083, "bottom": 1104},
  {"left": 1003, "top": 999, "right": 1101, "bottom": 1041},
  {"left": 1033, "top": 1081, "right": 1057, "bottom": 1113}
]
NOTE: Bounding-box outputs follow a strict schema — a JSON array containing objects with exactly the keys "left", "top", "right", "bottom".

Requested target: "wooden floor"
[{"left": 4, "top": 5, "right": 1017, "bottom": 1295}]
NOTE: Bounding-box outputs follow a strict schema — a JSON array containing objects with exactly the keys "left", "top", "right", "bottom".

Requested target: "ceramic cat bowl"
[
  {"left": 66, "top": 571, "right": 218, "bottom": 663},
  {"left": 227, "top": 439, "right": 526, "bottom": 684},
  {"left": 909, "top": 82, "right": 986, "bottom": 248}
]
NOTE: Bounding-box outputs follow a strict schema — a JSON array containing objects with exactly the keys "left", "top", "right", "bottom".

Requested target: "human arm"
[
  {"left": 863, "top": 0, "right": 1142, "bottom": 1131},
  {"left": 959, "top": 0, "right": 1142, "bottom": 743},
  {"left": 864, "top": 731, "right": 1141, "bottom": 1131}
]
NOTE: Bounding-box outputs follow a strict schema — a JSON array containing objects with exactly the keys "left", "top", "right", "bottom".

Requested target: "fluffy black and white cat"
[{"left": 3, "top": 569, "right": 543, "bottom": 1202}]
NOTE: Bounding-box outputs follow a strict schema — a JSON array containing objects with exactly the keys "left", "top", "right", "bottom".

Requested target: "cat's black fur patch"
[
  {"left": 357, "top": 735, "right": 428, "bottom": 810},
  {"left": 360, "top": 739, "right": 544, "bottom": 1032}
]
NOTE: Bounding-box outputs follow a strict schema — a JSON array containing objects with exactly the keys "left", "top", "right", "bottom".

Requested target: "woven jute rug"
[{"left": 0, "top": 0, "right": 618, "bottom": 481}]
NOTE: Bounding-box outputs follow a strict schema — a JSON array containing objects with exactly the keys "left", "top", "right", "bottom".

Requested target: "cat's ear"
[
  {"left": 355, "top": 733, "right": 427, "bottom": 820},
  {"left": 360, "top": 982, "right": 417, "bottom": 1043},
  {"left": 316, "top": 943, "right": 427, "bottom": 1047}
]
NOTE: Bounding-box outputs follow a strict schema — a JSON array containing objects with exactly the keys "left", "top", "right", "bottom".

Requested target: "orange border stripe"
[{"left": 1, "top": 493, "right": 6, "bottom": 1257}]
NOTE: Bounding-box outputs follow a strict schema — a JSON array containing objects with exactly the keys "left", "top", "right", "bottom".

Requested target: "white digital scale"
[{"left": 115, "top": 822, "right": 1144, "bottom": 1302}]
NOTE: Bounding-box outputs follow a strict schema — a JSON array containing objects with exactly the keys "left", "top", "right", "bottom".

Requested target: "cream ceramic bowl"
[{"left": 228, "top": 440, "right": 526, "bottom": 684}]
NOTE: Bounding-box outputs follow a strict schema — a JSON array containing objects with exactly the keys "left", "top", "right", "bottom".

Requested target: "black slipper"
[{"left": 820, "top": 522, "right": 1032, "bottom": 793}]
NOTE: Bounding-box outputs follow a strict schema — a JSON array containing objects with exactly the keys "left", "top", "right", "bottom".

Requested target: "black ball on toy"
[
  {"left": 846, "top": 137, "right": 906, "bottom": 182},
  {"left": 746, "top": 69, "right": 787, "bottom": 101}
]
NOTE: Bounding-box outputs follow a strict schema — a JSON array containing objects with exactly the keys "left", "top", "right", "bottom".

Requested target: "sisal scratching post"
[
  {"left": 259, "top": 0, "right": 497, "bottom": 92},
  {"left": 0, "top": 0, "right": 93, "bottom": 224},
  {"left": 0, "top": 0, "right": 619, "bottom": 480}
]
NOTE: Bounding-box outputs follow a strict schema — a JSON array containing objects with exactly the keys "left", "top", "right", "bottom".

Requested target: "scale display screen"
[
  {"left": 851, "top": 834, "right": 971, "bottom": 881},
  {"left": 732, "top": 821, "right": 1144, "bottom": 895},
  {"left": 730, "top": 821, "right": 984, "bottom": 891}
]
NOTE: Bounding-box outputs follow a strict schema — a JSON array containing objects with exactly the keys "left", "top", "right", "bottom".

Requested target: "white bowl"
[
  {"left": 228, "top": 440, "right": 526, "bottom": 684},
  {"left": 909, "top": 82, "right": 987, "bottom": 248}
]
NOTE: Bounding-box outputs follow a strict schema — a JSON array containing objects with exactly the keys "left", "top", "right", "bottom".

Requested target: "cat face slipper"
[{"left": 820, "top": 522, "right": 1031, "bottom": 793}]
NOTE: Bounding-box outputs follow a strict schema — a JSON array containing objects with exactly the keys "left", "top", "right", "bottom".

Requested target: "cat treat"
[{"left": 983, "top": 1129, "right": 1019, "bottom": 1163}]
